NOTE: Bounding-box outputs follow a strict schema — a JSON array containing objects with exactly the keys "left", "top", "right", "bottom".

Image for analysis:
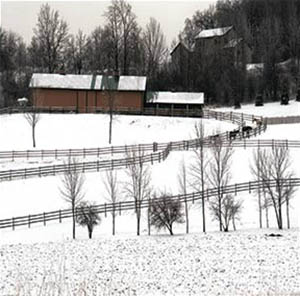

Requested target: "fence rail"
[
  {"left": 0, "top": 144, "right": 171, "bottom": 182},
  {"left": 0, "top": 109, "right": 266, "bottom": 162},
  {"left": 0, "top": 178, "right": 298, "bottom": 230},
  {"left": 0, "top": 123, "right": 266, "bottom": 182}
]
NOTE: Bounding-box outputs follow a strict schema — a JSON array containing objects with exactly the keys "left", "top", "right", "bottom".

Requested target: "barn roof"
[
  {"left": 146, "top": 92, "right": 204, "bottom": 105},
  {"left": 195, "top": 26, "right": 233, "bottom": 39},
  {"left": 29, "top": 73, "right": 147, "bottom": 91},
  {"left": 118, "top": 76, "right": 147, "bottom": 91}
]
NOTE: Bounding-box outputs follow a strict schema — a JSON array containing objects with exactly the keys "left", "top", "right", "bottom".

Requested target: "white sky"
[{"left": 0, "top": 0, "right": 216, "bottom": 47}]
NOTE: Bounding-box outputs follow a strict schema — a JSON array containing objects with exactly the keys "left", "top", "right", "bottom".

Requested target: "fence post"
[
  {"left": 12, "top": 150, "right": 14, "bottom": 162},
  {"left": 105, "top": 203, "right": 107, "bottom": 218},
  {"left": 55, "top": 149, "right": 57, "bottom": 160},
  {"left": 28, "top": 215, "right": 31, "bottom": 228},
  {"left": 119, "top": 202, "right": 122, "bottom": 216},
  {"left": 235, "top": 184, "right": 237, "bottom": 195},
  {"left": 12, "top": 217, "right": 15, "bottom": 230},
  {"left": 59, "top": 210, "right": 62, "bottom": 223},
  {"left": 249, "top": 181, "right": 251, "bottom": 193},
  {"left": 83, "top": 148, "right": 86, "bottom": 159}
]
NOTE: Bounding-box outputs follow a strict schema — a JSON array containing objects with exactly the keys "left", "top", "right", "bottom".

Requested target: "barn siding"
[{"left": 32, "top": 88, "right": 144, "bottom": 113}]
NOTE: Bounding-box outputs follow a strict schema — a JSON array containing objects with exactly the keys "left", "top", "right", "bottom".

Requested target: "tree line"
[
  {"left": 178, "top": 0, "right": 300, "bottom": 106},
  {"left": 2, "top": 0, "right": 300, "bottom": 107}
]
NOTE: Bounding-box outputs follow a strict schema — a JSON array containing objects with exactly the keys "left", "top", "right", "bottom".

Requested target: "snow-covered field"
[
  {"left": 0, "top": 102, "right": 299, "bottom": 295},
  {"left": 0, "top": 229, "right": 299, "bottom": 295}
]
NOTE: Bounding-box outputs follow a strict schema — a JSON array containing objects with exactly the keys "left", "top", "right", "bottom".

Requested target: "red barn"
[{"left": 29, "top": 73, "right": 147, "bottom": 113}]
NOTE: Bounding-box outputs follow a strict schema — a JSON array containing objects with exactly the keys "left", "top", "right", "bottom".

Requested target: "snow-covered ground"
[
  {"left": 0, "top": 102, "right": 299, "bottom": 295},
  {"left": 215, "top": 99, "right": 300, "bottom": 117},
  {"left": 0, "top": 229, "right": 299, "bottom": 295}
]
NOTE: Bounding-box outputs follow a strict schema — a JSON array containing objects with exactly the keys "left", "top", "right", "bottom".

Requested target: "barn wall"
[
  {"left": 97, "top": 91, "right": 144, "bottom": 110},
  {"left": 32, "top": 88, "right": 144, "bottom": 112},
  {"left": 33, "top": 89, "right": 77, "bottom": 107}
]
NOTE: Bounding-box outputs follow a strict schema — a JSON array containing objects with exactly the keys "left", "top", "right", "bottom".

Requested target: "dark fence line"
[
  {"left": 265, "top": 116, "right": 300, "bottom": 125},
  {"left": 0, "top": 109, "right": 265, "bottom": 161},
  {"left": 0, "top": 144, "right": 171, "bottom": 182},
  {"left": 0, "top": 124, "right": 266, "bottom": 182},
  {"left": 0, "top": 178, "right": 298, "bottom": 230},
  {"left": 0, "top": 106, "right": 260, "bottom": 124}
]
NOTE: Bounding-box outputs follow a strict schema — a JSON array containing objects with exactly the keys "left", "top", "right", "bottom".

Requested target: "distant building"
[
  {"left": 29, "top": 73, "right": 147, "bottom": 113},
  {"left": 170, "top": 26, "right": 251, "bottom": 85},
  {"left": 146, "top": 91, "right": 204, "bottom": 111}
]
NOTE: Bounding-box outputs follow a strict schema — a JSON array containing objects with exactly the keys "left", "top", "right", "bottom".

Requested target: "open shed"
[{"left": 146, "top": 91, "right": 204, "bottom": 110}]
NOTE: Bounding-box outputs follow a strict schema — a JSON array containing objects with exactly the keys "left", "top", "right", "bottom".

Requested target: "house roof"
[
  {"left": 195, "top": 26, "right": 233, "bottom": 39},
  {"left": 146, "top": 92, "right": 204, "bottom": 105},
  {"left": 170, "top": 41, "right": 194, "bottom": 55},
  {"left": 29, "top": 73, "right": 147, "bottom": 91}
]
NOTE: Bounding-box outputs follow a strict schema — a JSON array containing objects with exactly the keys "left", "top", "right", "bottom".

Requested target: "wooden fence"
[
  {"left": 0, "top": 144, "right": 171, "bottom": 182},
  {"left": 0, "top": 123, "right": 267, "bottom": 182},
  {"left": 0, "top": 177, "right": 298, "bottom": 230},
  {"left": 265, "top": 116, "right": 300, "bottom": 125}
]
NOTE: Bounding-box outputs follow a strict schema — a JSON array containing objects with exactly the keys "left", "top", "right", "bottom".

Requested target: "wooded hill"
[{"left": 1, "top": 0, "right": 300, "bottom": 107}]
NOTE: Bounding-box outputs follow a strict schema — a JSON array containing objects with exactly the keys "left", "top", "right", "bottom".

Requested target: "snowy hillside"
[
  {"left": 215, "top": 99, "right": 300, "bottom": 117},
  {"left": 0, "top": 102, "right": 299, "bottom": 295}
]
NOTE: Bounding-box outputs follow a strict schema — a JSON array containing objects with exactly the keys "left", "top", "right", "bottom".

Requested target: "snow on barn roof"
[
  {"left": 118, "top": 76, "right": 147, "bottom": 91},
  {"left": 147, "top": 92, "right": 204, "bottom": 105},
  {"left": 30, "top": 73, "right": 96, "bottom": 90},
  {"left": 195, "top": 26, "right": 233, "bottom": 39},
  {"left": 29, "top": 74, "right": 146, "bottom": 91}
]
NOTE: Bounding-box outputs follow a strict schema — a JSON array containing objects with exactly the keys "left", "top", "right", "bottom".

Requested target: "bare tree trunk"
[
  {"left": 286, "top": 196, "right": 290, "bottom": 229},
  {"left": 265, "top": 207, "right": 269, "bottom": 228},
  {"left": 258, "top": 188, "right": 262, "bottom": 228},
  {"left": 148, "top": 199, "right": 151, "bottom": 235},
  {"left": 88, "top": 226, "right": 92, "bottom": 239},
  {"left": 112, "top": 208, "right": 116, "bottom": 235},
  {"left": 232, "top": 215, "right": 236, "bottom": 231},
  {"left": 201, "top": 145, "right": 206, "bottom": 233},
  {"left": 137, "top": 211, "right": 140, "bottom": 236},
  {"left": 109, "top": 111, "right": 113, "bottom": 144},
  {"left": 72, "top": 205, "right": 76, "bottom": 239},
  {"left": 184, "top": 199, "right": 189, "bottom": 234},
  {"left": 32, "top": 124, "right": 36, "bottom": 148},
  {"left": 218, "top": 190, "right": 222, "bottom": 231}
]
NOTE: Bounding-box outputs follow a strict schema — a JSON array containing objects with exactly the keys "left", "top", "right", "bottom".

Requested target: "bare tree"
[
  {"left": 102, "top": 74, "right": 118, "bottom": 144},
  {"left": 143, "top": 17, "right": 168, "bottom": 77},
  {"left": 210, "top": 194, "right": 243, "bottom": 232},
  {"left": 33, "top": 3, "right": 69, "bottom": 73},
  {"left": 150, "top": 193, "right": 184, "bottom": 235},
  {"left": 103, "top": 170, "right": 119, "bottom": 235},
  {"left": 24, "top": 111, "right": 40, "bottom": 148},
  {"left": 177, "top": 158, "right": 190, "bottom": 234},
  {"left": 190, "top": 121, "right": 209, "bottom": 232},
  {"left": 60, "top": 158, "right": 85, "bottom": 239},
  {"left": 124, "top": 148, "right": 152, "bottom": 236},
  {"left": 207, "top": 136, "right": 233, "bottom": 231},
  {"left": 76, "top": 201, "right": 101, "bottom": 239},
  {"left": 104, "top": 0, "right": 138, "bottom": 74},
  {"left": 65, "top": 30, "right": 88, "bottom": 74},
  {"left": 255, "top": 147, "right": 296, "bottom": 230},
  {"left": 250, "top": 148, "right": 263, "bottom": 228}
]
